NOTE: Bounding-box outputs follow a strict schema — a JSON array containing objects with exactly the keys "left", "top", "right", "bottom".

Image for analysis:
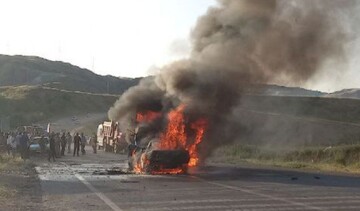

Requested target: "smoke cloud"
[{"left": 109, "top": 0, "right": 358, "bottom": 160}]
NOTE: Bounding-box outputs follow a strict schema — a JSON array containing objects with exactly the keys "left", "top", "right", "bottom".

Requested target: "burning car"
[
  {"left": 129, "top": 141, "right": 190, "bottom": 174},
  {"left": 127, "top": 105, "right": 207, "bottom": 174}
]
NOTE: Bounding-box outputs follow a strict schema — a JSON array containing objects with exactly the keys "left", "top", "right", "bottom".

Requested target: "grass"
[
  {"left": 0, "top": 85, "right": 118, "bottom": 128},
  {"left": 0, "top": 186, "right": 17, "bottom": 198},
  {"left": 241, "top": 95, "right": 360, "bottom": 124},
  {"left": 0, "top": 154, "right": 25, "bottom": 198},
  {"left": 0, "top": 154, "right": 25, "bottom": 171},
  {"left": 211, "top": 144, "right": 360, "bottom": 174}
]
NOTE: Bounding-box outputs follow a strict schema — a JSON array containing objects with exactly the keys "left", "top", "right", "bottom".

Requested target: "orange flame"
[
  {"left": 136, "top": 111, "right": 161, "bottom": 123},
  {"left": 160, "top": 104, "right": 207, "bottom": 167},
  {"left": 132, "top": 150, "right": 143, "bottom": 174},
  {"left": 188, "top": 119, "right": 207, "bottom": 167},
  {"left": 160, "top": 105, "right": 187, "bottom": 150},
  {"left": 151, "top": 167, "right": 185, "bottom": 175},
  {"left": 132, "top": 104, "right": 207, "bottom": 174}
]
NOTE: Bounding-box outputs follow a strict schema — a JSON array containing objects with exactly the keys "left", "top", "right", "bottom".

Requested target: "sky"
[
  {"left": 1, "top": 0, "right": 360, "bottom": 92},
  {"left": 0, "top": 0, "right": 216, "bottom": 78}
]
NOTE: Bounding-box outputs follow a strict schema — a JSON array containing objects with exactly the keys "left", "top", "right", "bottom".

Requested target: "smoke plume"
[{"left": 109, "top": 0, "right": 358, "bottom": 160}]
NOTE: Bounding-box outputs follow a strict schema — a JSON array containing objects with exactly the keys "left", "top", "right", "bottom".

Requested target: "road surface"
[{"left": 34, "top": 146, "right": 360, "bottom": 211}]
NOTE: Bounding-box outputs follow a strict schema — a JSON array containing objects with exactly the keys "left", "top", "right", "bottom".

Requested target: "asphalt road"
[{"left": 34, "top": 146, "right": 360, "bottom": 211}]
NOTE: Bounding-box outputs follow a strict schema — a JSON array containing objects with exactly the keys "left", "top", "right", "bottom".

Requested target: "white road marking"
[
  {"left": 120, "top": 198, "right": 274, "bottom": 205},
  {"left": 192, "top": 176, "right": 325, "bottom": 211},
  {"left": 75, "top": 173, "right": 123, "bottom": 211},
  {"left": 57, "top": 162, "right": 124, "bottom": 211},
  {"left": 135, "top": 204, "right": 314, "bottom": 211},
  {"left": 119, "top": 196, "right": 360, "bottom": 206}
]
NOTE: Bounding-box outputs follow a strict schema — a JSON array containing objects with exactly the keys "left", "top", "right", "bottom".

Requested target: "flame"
[
  {"left": 133, "top": 164, "right": 142, "bottom": 174},
  {"left": 151, "top": 167, "right": 185, "bottom": 175},
  {"left": 160, "top": 104, "right": 207, "bottom": 167},
  {"left": 136, "top": 111, "right": 161, "bottom": 123},
  {"left": 188, "top": 119, "right": 207, "bottom": 167},
  {"left": 132, "top": 104, "right": 207, "bottom": 174},
  {"left": 132, "top": 150, "right": 142, "bottom": 174},
  {"left": 160, "top": 105, "right": 187, "bottom": 150}
]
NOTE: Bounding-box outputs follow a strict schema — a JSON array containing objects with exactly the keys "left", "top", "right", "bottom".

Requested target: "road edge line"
[
  {"left": 74, "top": 173, "right": 124, "bottom": 211},
  {"left": 58, "top": 162, "right": 123, "bottom": 211}
]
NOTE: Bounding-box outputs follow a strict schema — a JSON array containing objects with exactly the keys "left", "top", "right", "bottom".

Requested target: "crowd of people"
[
  {"left": 0, "top": 131, "right": 31, "bottom": 159},
  {"left": 0, "top": 130, "right": 98, "bottom": 162}
]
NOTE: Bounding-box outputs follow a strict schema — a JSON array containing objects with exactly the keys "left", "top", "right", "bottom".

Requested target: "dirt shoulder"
[{"left": 0, "top": 153, "right": 42, "bottom": 210}]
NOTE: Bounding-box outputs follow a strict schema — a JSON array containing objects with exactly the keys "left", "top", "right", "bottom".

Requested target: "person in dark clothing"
[
  {"left": 80, "top": 133, "right": 86, "bottom": 155},
  {"left": 73, "top": 133, "right": 81, "bottom": 156},
  {"left": 55, "top": 133, "right": 61, "bottom": 158},
  {"left": 19, "top": 132, "right": 29, "bottom": 160},
  {"left": 48, "top": 132, "right": 56, "bottom": 162},
  {"left": 39, "top": 135, "right": 46, "bottom": 154},
  {"left": 66, "top": 132, "right": 72, "bottom": 153},
  {"left": 60, "top": 132, "right": 67, "bottom": 156}
]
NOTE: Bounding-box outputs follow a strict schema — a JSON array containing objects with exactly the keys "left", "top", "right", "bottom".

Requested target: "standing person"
[
  {"left": 60, "top": 132, "right": 66, "bottom": 156},
  {"left": 55, "top": 133, "right": 61, "bottom": 158},
  {"left": 90, "top": 133, "right": 97, "bottom": 154},
  {"left": 48, "top": 132, "right": 56, "bottom": 162},
  {"left": 80, "top": 133, "right": 86, "bottom": 155},
  {"left": 39, "top": 135, "right": 46, "bottom": 154},
  {"left": 10, "top": 133, "right": 17, "bottom": 158},
  {"left": 73, "top": 133, "right": 81, "bottom": 156},
  {"left": 5, "top": 133, "right": 14, "bottom": 155},
  {"left": 19, "top": 132, "right": 29, "bottom": 160},
  {"left": 15, "top": 132, "right": 21, "bottom": 153},
  {"left": 66, "top": 132, "right": 72, "bottom": 153},
  {"left": 0, "top": 131, "right": 5, "bottom": 148}
]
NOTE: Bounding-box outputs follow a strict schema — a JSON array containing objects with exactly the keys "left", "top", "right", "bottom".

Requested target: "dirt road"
[{"left": 31, "top": 146, "right": 360, "bottom": 211}]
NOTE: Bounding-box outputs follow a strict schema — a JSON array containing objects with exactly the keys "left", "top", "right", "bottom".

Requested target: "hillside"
[
  {"left": 0, "top": 54, "right": 140, "bottom": 94},
  {"left": 240, "top": 95, "right": 360, "bottom": 123},
  {"left": 0, "top": 86, "right": 118, "bottom": 128},
  {"left": 246, "top": 84, "right": 326, "bottom": 97},
  {"left": 324, "top": 89, "right": 360, "bottom": 99}
]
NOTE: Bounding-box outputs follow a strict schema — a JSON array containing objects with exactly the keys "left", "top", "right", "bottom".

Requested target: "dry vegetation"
[
  {"left": 211, "top": 144, "right": 360, "bottom": 174},
  {"left": 0, "top": 155, "right": 23, "bottom": 198},
  {"left": 0, "top": 153, "right": 41, "bottom": 209}
]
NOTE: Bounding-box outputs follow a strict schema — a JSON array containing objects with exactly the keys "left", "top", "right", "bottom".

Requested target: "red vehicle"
[{"left": 97, "top": 121, "right": 127, "bottom": 153}]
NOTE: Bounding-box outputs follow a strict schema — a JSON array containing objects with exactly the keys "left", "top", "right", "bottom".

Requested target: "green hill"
[
  {"left": 241, "top": 95, "right": 360, "bottom": 123},
  {"left": 0, "top": 86, "right": 118, "bottom": 128},
  {"left": 0, "top": 54, "right": 140, "bottom": 94}
]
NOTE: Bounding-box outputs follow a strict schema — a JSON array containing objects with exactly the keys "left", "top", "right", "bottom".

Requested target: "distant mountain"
[
  {"left": 247, "top": 84, "right": 326, "bottom": 97},
  {"left": 0, "top": 54, "right": 140, "bottom": 94},
  {"left": 324, "top": 89, "right": 360, "bottom": 99}
]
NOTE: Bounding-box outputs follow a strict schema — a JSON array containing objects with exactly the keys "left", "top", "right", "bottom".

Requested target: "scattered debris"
[
  {"left": 314, "top": 176, "right": 321, "bottom": 180},
  {"left": 120, "top": 180, "right": 139, "bottom": 183},
  {"left": 93, "top": 167, "right": 131, "bottom": 175}
]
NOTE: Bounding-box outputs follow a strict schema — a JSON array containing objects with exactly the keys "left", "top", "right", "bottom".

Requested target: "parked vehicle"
[
  {"left": 97, "top": 121, "right": 127, "bottom": 153},
  {"left": 29, "top": 136, "right": 49, "bottom": 153}
]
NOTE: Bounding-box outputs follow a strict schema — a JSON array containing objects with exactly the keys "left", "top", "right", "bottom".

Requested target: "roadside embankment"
[
  {"left": 0, "top": 153, "right": 42, "bottom": 210},
  {"left": 210, "top": 144, "right": 360, "bottom": 174}
]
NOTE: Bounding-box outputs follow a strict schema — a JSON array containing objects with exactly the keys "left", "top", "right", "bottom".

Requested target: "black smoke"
[{"left": 109, "top": 0, "right": 358, "bottom": 160}]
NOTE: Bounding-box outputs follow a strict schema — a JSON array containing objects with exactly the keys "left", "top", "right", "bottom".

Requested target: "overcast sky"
[
  {"left": 1, "top": 0, "right": 360, "bottom": 92},
  {"left": 0, "top": 0, "right": 216, "bottom": 78}
]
